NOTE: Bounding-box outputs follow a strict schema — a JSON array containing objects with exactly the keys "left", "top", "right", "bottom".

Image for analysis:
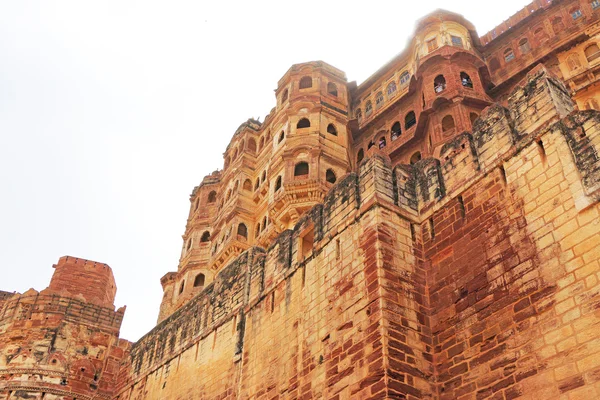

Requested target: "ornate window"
[
  {"left": 551, "top": 17, "right": 565, "bottom": 35},
  {"left": 327, "top": 82, "right": 338, "bottom": 96},
  {"left": 201, "top": 231, "right": 211, "bottom": 242},
  {"left": 356, "top": 108, "right": 363, "bottom": 122},
  {"left": 405, "top": 111, "right": 417, "bottom": 129},
  {"left": 451, "top": 35, "right": 463, "bottom": 48},
  {"left": 567, "top": 54, "right": 582, "bottom": 71},
  {"left": 378, "top": 136, "right": 387, "bottom": 149},
  {"left": 460, "top": 72, "right": 473, "bottom": 88},
  {"left": 442, "top": 115, "right": 455, "bottom": 132},
  {"left": 571, "top": 8, "right": 583, "bottom": 20},
  {"left": 391, "top": 122, "right": 401, "bottom": 140},
  {"left": 326, "top": 169, "right": 336, "bottom": 184},
  {"left": 237, "top": 223, "right": 248, "bottom": 239},
  {"left": 327, "top": 124, "right": 338, "bottom": 136},
  {"left": 534, "top": 27, "right": 548, "bottom": 43},
  {"left": 518, "top": 38, "right": 531, "bottom": 54},
  {"left": 375, "top": 92, "right": 384, "bottom": 108},
  {"left": 585, "top": 44, "right": 600, "bottom": 62},
  {"left": 294, "top": 162, "right": 309, "bottom": 177},
  {"left": 426, "top": 37, "right": 438, "bottom": 52},
  {"left": 434, "top": 75, "right": 446, "bottom": 93},
  {"left": 400, "top": 71, "right": 411, "bottom": 86},
  {"left": 504, "top": 48, "right": 515, "bottom": 62},
  {"left": 194, "top": 274, "right": 205, "bottom": 288},
  {"left": 297, "top": 118, "right": 311, "bottom": 129},
  {"left": 365, "top": 100, "right": 373, "bottom": 116},
  {"left": 387, "top": 82, "right": 397, "bottom": 96},
  {"left": 207, "top": 191, "right": 217, "bottom": 203},
  {"left": 299, "top": 76, "right": 312, "bottom": 89}
]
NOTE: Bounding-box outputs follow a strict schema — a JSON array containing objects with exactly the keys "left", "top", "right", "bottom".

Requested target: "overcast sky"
[{"left": 0, "top": 0, "right": 532, "bottom": 341}]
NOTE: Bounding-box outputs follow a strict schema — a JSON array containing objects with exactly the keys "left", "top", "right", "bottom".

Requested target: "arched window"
[
  {"left": 434, "top": 75, "right": 446, "bottom": 93},
  {"left": 201, "top": 231, "right": 211, "bottom": 242},
  {"left": 504, "top": 48, "right": 515, "bottom": 62},
  {"left": 207, "top": 191, "right": 217, "bottom": 203},
  {"left": 262, "top": 216, "right": 267, "bottom": 230},
  {"left": 450, "top": 35, "right": 464, "bottom": 48},
  {"left": 571, "top": 7, "right": 583, "bottom": 20},
  {"left": 378, "top": 136, "right": 387, "bottom": 149},
  {"left": 261, "top": 171, "right": 266, "bottom": 182},
  {"left": 442, "top": 115, "right": 455, "bottom": 132},
  {"left": 275, "top": 176, "right": 282, "bottom": 191},
  {"left": 281, "top": 89, "right": 288, "bottom": 103},
  {"left": 387, "top": 82, "right": 397, "bottom": 96},
  {"left": 405, "top": 111, "right": 416, "bottom": 129},
  {"left": 585, "top": 44, "right": 600, "bottom": 62},
  {"left": 243, "top": 179, "right": 252, "bottom": 191},
  {"left": 391, "top": 122, "right": 401, "bottom": 140},
  {"left": 179, "top": 281, "right": 185, "bottom": 294},
  {"left": 297, "top": 118, "right": 311, "bottom": 129},
  {"left": 400, "top": 71, "right": 410, "bottom": 86},
  {"left": 470, "top": 112, "right": 479, "bottom": 125},
  {"left": 375, "top": 92, "right": 384, "bottom": 108},
  {"left": 356, "top": 108, "right": 362, "bottom": 122},
  {"left": 534, "top": 27, "right": 548, "bottom": 43},
  {"left": 567, "top": 54, "right": 582, "bottom": 71},
  {"left": 426, "top": 37, "right": 438, "bottom": 52},
  {"left": 327, "top": 124, "right": 337, "bottom": 136},
  {"left": 278, "top": 131, "right": 285, "bottom": 143},
  {"left": 489, "top": 57, "right": 501, "bottom": 73},
  {"left": 519, "top": 38, "right": 531, "bottom": 54},
  {"left": 327, "top": 82, "right": 338, "bottom": 96},
  {"left": 368, "top": 140, "right": 375, "bottom": 150},
  {"left": 237, "top": 223, "right": 248, "bottom": 239},
  {"left": 299, "top": 76, "right": 312, "bottom": 89},
  {"left": 294, "top": 162, "right": 309, "bottom": 177},
  {"left": 410, "top": 152, "right": 422, "bottom": 165},
  {"left": 255, "top": 223, "right": 261, "bottom": 238},
  {"left": 255, "top": 178, "right": 260, "bottom": 191},
  {"left": 460, "top": 72, "right": 473, "bottom": 88},
  {"left": 365, "top": 100, "right": 373, "bottom": 116},
  {"left": 247, "top": 138, "right": 257, "bottom": 154},
  {"left": 194, "top": 274, "right": 205, "bottom": 288},
  {"left": 326, "top": 169, "right": 336, "bottom": 184},
  {"left": 357, "top": 149, "right": 365, "bottom": 163},
  {"left": 187, "top": 239, "right": 192, "bottom": 251},
  {"left": 551, "top": 17, "right": 564, "bottom": 34}
]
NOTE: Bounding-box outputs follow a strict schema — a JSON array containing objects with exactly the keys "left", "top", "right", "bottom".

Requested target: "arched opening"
[
  {"left": 194, "top": 274, "right": 205, "bottom": 288},
  {"left": 442, "top": 115, "right": 455, "bottom": 132},
  {"left": 410, "top": 152, "right": 422, "bottom": 165},
  {"left": 261, "top": 170, "right": 266, "bottom": 182},
  {"left": 179, "top": 281, "right": 185, "bottom": 294},
  {"left": 585, "top": 44, "right": 600, "bottom": 62},
  {"left": 201, "top": 231, "right": 211, "bottom": 242},
  {"left": 243, "top": 179, "right": 252, "bottom": 191},
  {"left": 375, "top": 92, "right": 384, "bottom": 108},
  {"left": 365, "top": 100, "right": 373, "bottom": 116},
  {"left": 387, "top": 82, "right": 397, "bottom": 96},
  {"left": 357, "top": 149, "right": 365, "bottom": 163},
  {"left": 294, "top": 162, "right": 309, "bottom": 177},
  {"left": 278, "top": 131, "right": 285, "bottom": 143},
  {"left": 400, "top": 71, "right": 410, "bottom": 87},
  {"left": 187, "top": 239, "right": 192, "bottom": 251},
  {"left": 571, "top": 7, "right": 582, "bottom": 20},
  {"left": 262, "top": 216, "right": 267, "bottom": 228},
  {"left": 299, "top": 76, "right": 312, "bottom": 89},
  {"left": 470, "top": 112, "right": 479, "bottom": 125},
  {"left": 254, "top": 178, "right": 260, "bottom": 191},
  {"left": 391, "top": 121, "right": 401, "bottom": 140},
  {"left": 247, "top": 138, "right": 257, "bottom": 154},
  {"left": 281, "top": 89, "right": 288, "bottom": 103},
  {"left": 368, "top": 140, "right": 375, "bottom": 150},
  {"left": 434, "top": 75, "right": 446, "bottom": 93},
  {"left": 405, "top": 111, "right": 416, "bottom": 129},
  {"left": 356, "top": 108, "right": 362, "bottom": 122},
  {"left": 551, "top": 17, "right": 564, "bottom": 35},
  {"left": 503, "top": 48, "right": 515, "bottom": 62},
  {"left": 275, "top": 176, "right": 282, "bottom": 191},
  {"left": 326, "top": 169, "right": 336, "bottom": 184},
  {"left": 297, "top": 118, "right": 311, "bottom": 129},
  {"left": 489, "top": 57, "right": 501, "bottom": 73},
  {"left": 327, "top": 124, "right": 337, "bottom": 136},
  {"left": 567, "top": 54, "right": 582, "bottom": 71},
  {"left": 237, "top": 223, "right": 248, "bottom": 239},
  {"left": 255, "top": 223, "right": 261, "bottom": 238},
  {"left": 207, "top": 191, "right": 217, "bottom": 203},
  {"left": 518, "top": 38, "right": 531, "bottom": 54},
  {"left": 327, "top": 82, "right": 338, "bottom": 96},
  {"left": 378, "top": 136, "right": 387, "bottom": 149},
  {"left": 460, "top": 72, "right": 473, "bottom": 88}
]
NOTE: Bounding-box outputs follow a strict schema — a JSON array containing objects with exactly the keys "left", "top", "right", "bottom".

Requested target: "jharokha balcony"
[{"left": 269, "top": 178, "right": 330, "bottom": 230}]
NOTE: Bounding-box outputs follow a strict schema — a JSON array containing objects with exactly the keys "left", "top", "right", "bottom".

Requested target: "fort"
[{"left": 2, "top": 0, "right": 600, "bottom": 398}]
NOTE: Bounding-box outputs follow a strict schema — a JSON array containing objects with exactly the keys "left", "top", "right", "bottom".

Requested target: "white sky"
[{"left": 0, "top": 0, "right": 532, "bottom": 341}]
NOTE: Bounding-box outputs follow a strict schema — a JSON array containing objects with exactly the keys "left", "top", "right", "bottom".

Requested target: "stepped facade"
[{"left": 2, "top": 1, "right": 600, "bottom": 398}]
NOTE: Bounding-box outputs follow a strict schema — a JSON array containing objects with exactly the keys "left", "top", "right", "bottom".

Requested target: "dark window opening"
[
  {"left": 504, "top": 48, "right": 515, "bottom": 62},
  {"left": 327, "top": 82, "right": 338, "bottom": 96},
  {"left": 299, "top": 227, "right": 314, "bottom": 261},
  {"left": 410, "top": 152, "right": 422, "bottom": 165},
  {"left": 194, "top": 274, "right": 205, "bottom": 288},
  {"left": 367, "top": 140, "right": 375, "bottom": 150},
  {"left": 460, "top": 72, "right": 473, "bottom": 88},
  {"left": 297, "top": 118, "right": 311, "bottom": 129},
  {"left": 243, "top": 179, "right": 252, "bottom": 191},
  {"left": 405, "top": 111, "right": 416, "bottom": 129},
  {"left": 255, "top": 179, "right": 260, "bottom": 191},
  {"left": 207, "top": 191, "right": 217, "bottom": 203},
  {"left": 391, "top": 121, "right": 401, "bottom": 140},
  {"left": 470, "top": 112, "right": 479, "bottom": 125},
  {"left": 434, "top": 75, "right": 446, "bottom": 93},
  {"left": 429, "top": 218, "right": 435, "bottom": 240},
  {"left": 326, "top": 169, "right": 336, "bottom": 184},
  {"left": 200, "top": 231, "right": 211, "bottom": 242},
  {"left": 237, "top": 223, "right": 248, "bottom": 239},
  {"left": 294, "top": 162, "right": 309, "bottom": 177},
  {"left": 442, "top": 115, "right": 455, "bottom": 132},
  {"left": 278, "top": 131, "right": 285, "bottom": 143},
  {"left": 357, "top": 149, "right": 364, "bottom": 163},
  {"left": 179, "top": 281, "right": 185, "bottom": 294},
  {"left": 275, "top": 176, "right": 282, "bottom": 191},
  {"left": 327, "top": 124, "right": 338, "bottom": 136},
  {"left": 299, "top": 76, "right": 312, "bottom": 89},
  {"left": 378, "top": 136, "right": 387, "bottom": 149},
  {"left": 519, "top": 38, "right": 531, "bottom": 54}
]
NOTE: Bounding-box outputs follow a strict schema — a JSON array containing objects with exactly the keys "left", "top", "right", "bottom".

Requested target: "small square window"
[
  {"left": 572, "top": 9, "right": 582, "bottom": 19},
  {"left": 451, "top": 35, "right": 463, "bottom": 48},
  {"left": 426, "top": 38, "right": 438, "bottom": 52}
]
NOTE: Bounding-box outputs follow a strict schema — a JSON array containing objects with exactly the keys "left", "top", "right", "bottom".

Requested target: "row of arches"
[
  {"left": 178, "top": 272, "right": 206, "bottom": 295},
  {"left": 356, "top": 72, "right": 411, "bottom": 121},
  {"left": 433, "top": 72, "right": 473, "bottom": 94},
  {"left": 565, "top": 43, "right": 600, "bottom": 72},
  {"left": 280, "top": 78, "right": 339, "bottom": 104}
]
